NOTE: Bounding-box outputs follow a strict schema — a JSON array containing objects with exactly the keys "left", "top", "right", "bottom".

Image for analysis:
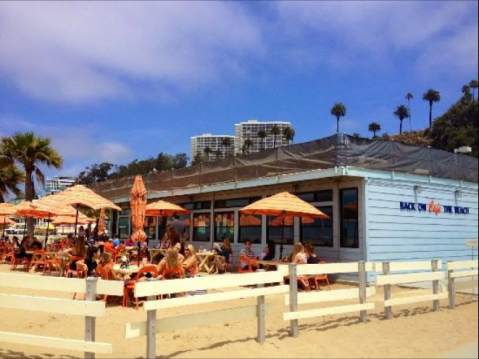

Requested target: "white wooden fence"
[
  {"left": 125, "top": 271, "right": 288, "bottom": 359},
  {"left": 0, "top": 273, "right": 124, "bottom": 359},
  {"left": 447, "top": 260, "right": 479, "bottom": 309}
]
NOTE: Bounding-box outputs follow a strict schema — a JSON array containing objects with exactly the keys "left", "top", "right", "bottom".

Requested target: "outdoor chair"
[
  {"left": 95, "top": 265, "right": 111, "bottom": 303},
  {"left": 124, "top": 265, "right": 159, "bottom": 310},
  {"left": 29, "top": 250, "right": 48, "bottom": 272},
  {"left": 2, "top": 245, "right": 14, "bottom": 264},
  {"left": 238, "top": 255, "right": 259, "bottom": 274},
  {"left": 310, "top": 261, "right": 331, "bottom": 291},
  {"left": 64, "top": 256, "right": 86, "bottom": 279},
  {"left": 10, "top": 251, "right": 29, "bottom": 272}
]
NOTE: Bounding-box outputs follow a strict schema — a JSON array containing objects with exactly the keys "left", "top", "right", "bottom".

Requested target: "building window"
[
  {"left": 215, "top": 197, "right": 261, "bottom": 209},
  {"left": 144, "top": 217, "right": 157, "bottom": 240},
  {"left": 301, "top": 206, "right": 333, "bottom": 247},
  {"left": 214, "top": 212, "right": 235, "bottom": 242},
  {"left": 297, "top": 190, "right": 333, "bottom": 203},
  {"left": 340, "top": 188, "right": 359, "bottom": 249},
  {"left": 182, "top": 201, "right": 211, "bottom": 211},
  {"left": 239, "top": 214, "right": 262, "bottom": 244},
  {"left": 267, "top": 216, "right": 294, "bottom": 245},
  {"left": 118, "top": 217, "right": 130, "bottom": 240},
  {"left": 193, "top": 213, "right": 211, "bottom": 242}
]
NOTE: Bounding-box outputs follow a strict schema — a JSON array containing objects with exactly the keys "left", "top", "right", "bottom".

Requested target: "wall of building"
[{"left": 365, "top": 177, "right": 478, "bottom": 280}]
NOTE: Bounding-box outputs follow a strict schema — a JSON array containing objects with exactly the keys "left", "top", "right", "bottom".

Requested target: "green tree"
[
  {"left": 222, "top": 138, "right": 234, "bottom": 158},
  {"left": 1, "top": 132, "right": 63, "bottom": 236},
  {"left": 77, "top": 163, "right": 116, "bottom": 186},
  {"left": 204, "top": 147, "right": 213, "bottom": 162},
  {"left": 394, "top": 105, "right": 410, "bottom": 135},
  {"left": 271, "top": 125, "right": 281, "bottom": 148},
  {"left": 462, "top": 85, "right": 473, "bottom": 103},
  {"left": 215, "top": 149, "right": 223, "bottom": 161},
  {"left": 283, "top": 127, "right": 296, "bottom": 144},
  {"left": 172, "top": 154, "right": 188, "bottom": 169},
  {"left": 331, "top": 103, "right": 347, "bottom": 134},
  {"left": 368, "top": 122, "right": 382, "bottom": 138},
  {"left": 423, "top": 89, "right": 441, "bottom": 129},
  {"left": 243, "top": 139, "right": 254, "bottom": 155},
  {"left": 257, "top": 130, "right": 268, "bottom": 151},
  {"left": 469, "top": 80, "right": 478, "bottom": 101},
  {"left": 192, "top": 153, "right": 204, "bottom": 166},
  {"left": 406, "top": 93, "right": 414, "bottom": 131},
  {"left": 0, "top": 164, "right": 24, "bottom": 203}
]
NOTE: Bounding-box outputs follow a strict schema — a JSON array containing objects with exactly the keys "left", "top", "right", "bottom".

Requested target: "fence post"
[
  {"left": 359, "top": 261, "right": 368, "bottom": 323},
  {"left": 257, "top": 281, "right": 266, "bottom": 344},
  {"left": 85, "top": 277, "right": 98, "bottom": 359},
  {"left": 289, "top": 263, "right": 299, "bottom": 338},
  {"left": 432, "top": 260, "right": 440, "bottom": 312},
  {"left": 146, "top": 278, "right": 158, "bottom": 359},
  {"left": 383, "top": 262, "right": 392, "bottom": 320},
  {"left": 448, "top": 261, "right": 456, "bottom": 310}
]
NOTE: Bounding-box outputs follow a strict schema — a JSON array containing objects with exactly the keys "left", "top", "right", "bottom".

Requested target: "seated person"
[
  {"left": 240, "top": 240, "right": 259, "bottom": 271},
  {"left": 305, "top": 242, "right": 321, "bottom": 264},
  {"left": 220, "top": 238, "right": 233, "bottom": 263},
  {"left": 112, "top": 234, "right": 121, "bottom": 248},
  {"left": 292, "top": 242, "right": 308, "bottom": 264},
  {"left": 182, "top": 245, "right": 199, "bottom": 278},
  {"left": 125, "top": 236, "right": 134, "bottom": 247},
  {"left": 157, "top": 248, "right": 184, "bottom": 279},
  {"left": 98, "top": 252, "right": 123, "bottom": 281},
  {"left": 31, "top": 237, "right": 43, "bottom": 250}
]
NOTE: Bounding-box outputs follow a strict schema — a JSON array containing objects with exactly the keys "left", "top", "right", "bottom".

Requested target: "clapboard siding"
[{"left": 366, "top": 178, "right": 478, "bottom": 282}]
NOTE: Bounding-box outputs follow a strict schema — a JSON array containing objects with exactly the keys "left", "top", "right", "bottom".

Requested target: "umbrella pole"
[
  {"left": 74, "top": 205, "right": 79, "bottom": 240},
  {"left": 280, "top": 213, "right": 285, "bottom": 260},
  {"left": 2, "top": 217, "right": 5, "bottom": 239},
  {"left": 45, "top": 214, "right": 51, "bottom": 249},
  {"left": 23, "top": 217, "right": 27, "bottom": 240}
]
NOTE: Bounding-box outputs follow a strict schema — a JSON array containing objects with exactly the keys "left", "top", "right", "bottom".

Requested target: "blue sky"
[{"left": 0, "top": 1, "right": 478, "bottom": 177}]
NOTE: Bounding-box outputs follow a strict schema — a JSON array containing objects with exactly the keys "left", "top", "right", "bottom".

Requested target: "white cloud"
[
  {"left": 275, "top": 1, "right": 478, "bottom": 76},
  {"left": 0, "top": 116, "right": 134, "bottom": 176},
  {"left": 0, "top": 2, "right": 263, "bottom": 104}
]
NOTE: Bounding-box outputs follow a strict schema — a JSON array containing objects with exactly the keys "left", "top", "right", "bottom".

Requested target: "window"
[
  {"left": 301, "top": 207, "right": 333, "bottom": 247},
  {"left": 144, "top": 217, "right": 157, "bottom": 240},
  {"left": 193, "top": 213, "right": 211, "bottom": 242},
  {"left": 340, "top": 188, "right": 359, "bottom": 248},
  {"left": 157, "top": 215, "right": 191, "bottom": 241},
  {"left": 239, "top": 214, "right": 262, "bottom": 244},
  {"left": 214, "top": 212, "right": 235, "bottom": 242},
  {"left": 182, "top": 201, "right": 211, "bottom": 211},
  {"left": 297, "top": 190, "right": 333, "bottom": 203},
  {"left": 267, "top": 216, "right": 294, "bottom": 245},
  {"left": 120, "top": 209, "right": 131, "bottom": 216},
  {"left": 215, "top": 197, "right": 261, "bottom": 209},
  {"left": 118, "top": 217, "right": 130, "bottom": 239}
]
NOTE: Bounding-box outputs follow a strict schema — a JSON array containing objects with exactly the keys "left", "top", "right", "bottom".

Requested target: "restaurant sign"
[{"left": 400, "top": 200, "right": 470, "bottom": 215}]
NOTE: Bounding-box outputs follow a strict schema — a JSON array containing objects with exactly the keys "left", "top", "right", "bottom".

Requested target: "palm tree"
[
  {"left": 0, "top": 164, "right": 24, "bottom": 203},
  {"left": 271, "top": 125, "right": 281, "bottom": 148},
  {"left": 257, "top": 130, "right": 268, "bottom": 151},
  {"left": 406, "top": 93, "right": 414, "bottom": 131},
  {"left": 1, "top": 132, "right": 63, "bottom": 236},
  {"left": 243, "top": 139, "right": 254, "bottom": 155},
  {"left": 422, "top": 89, "right": 441, "bottom": 129},
  {"left": 222, "top": 138, "right": 234, "bottom": 158},
  {"left": 203, "top": 147, "right": 213, "bottom": 162},
  {"left": 215, "top": 149, "right": 223, "bottom": 161},
  {"left": 331, "top": 103, "right": 347, "bottom": 134},
  {"left": 462, "top": 85, "right": 472, "bottom": 102},
  {"left": 394, "top": 105, "right": 410, "bottom": 135},
  {"left": 283, "top": 127, "right": 296, "bottom": 144},
  {"left": 368, "top": 122, "right": 382, "bottom": 138},
  {"left": 469, "top": 80, "right": 478, "bottom": 101}
]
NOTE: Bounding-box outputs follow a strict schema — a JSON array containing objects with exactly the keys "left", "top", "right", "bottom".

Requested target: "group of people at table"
[{"left": 1, "top": 212, "right": 326, "bottom": 302}]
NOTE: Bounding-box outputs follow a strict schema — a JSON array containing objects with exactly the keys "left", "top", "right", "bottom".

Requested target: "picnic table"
[
  {"left": 196, "top": 251, "right": 216, "bottom": 273},
  {"left": 26, "top": 251, "right": 66, "bottom": 274},
  {"left": 113, "top": 264, "right": 142, "bottom": 280},
  {"left": 257, "top": 260, "right": 290, "bottom": 275}
]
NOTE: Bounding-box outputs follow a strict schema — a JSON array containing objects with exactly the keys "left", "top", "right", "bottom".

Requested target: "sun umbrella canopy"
[
  {"left": 145, "top": 200, "right": 190, "bottom": 217},
  {"left": 15, "top": 201, "right": 53, "bottom": 219},
  {"left": 130, "top": 176, "right": 147, "bottom": 243},
  {"left": 269, "top": 215, "right": 315, "bottom": 226},
  {"left": 0, "top": 216, "right": 15, "bottom": 226},
  {"left": 241, "top": 192, "right": 330, "bottom": 220},
  {"left": 35, "top": 195, "right": 78, "bottom": 217},
  {"left": 0, "top": 203, "right": 16, "bottom": 216},
  {"left": 239, "top": 214, "right": 262, "bottom": 227},
  {"left": 52, "top": 213, "right": 95, "bottom": 226},
  {"left": 56, "top": 185, "right": 122, "bottom": 211}
]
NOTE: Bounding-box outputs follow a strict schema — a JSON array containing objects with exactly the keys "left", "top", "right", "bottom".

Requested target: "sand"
[{"left": 0, "top": 265, "right": 477, "bottom": 359}]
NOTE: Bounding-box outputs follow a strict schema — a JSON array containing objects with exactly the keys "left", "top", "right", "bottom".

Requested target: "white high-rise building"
[
  {"left": 45, "top": 176, "right": 76, "bottom": 195},
  {"left": 235, "top": 120, "right": 293, "bottom": 154},
  {"left": 191, "top": 134, "right": 236, "bottom": 162}
]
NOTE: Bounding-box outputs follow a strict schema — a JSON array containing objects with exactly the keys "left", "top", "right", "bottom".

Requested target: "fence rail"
[{"left": 447, "top": 260, "right": 478, "bottom": 309}]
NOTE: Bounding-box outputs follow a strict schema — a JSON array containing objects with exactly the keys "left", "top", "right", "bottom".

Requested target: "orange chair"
[
  {"left": 2, "top": 245, "right": 14, "bottom": 264},
  {"left": 64, "top": 256, "right": 86, "bottom": 278},
  {"left": 10, "top": 251, "right": 30, "bottom": 271},
  {"left": 43, "top": 253, "right": 61, "bottom": 275},
  {"left": 95, "top": 265, "right": 111, "bottom": 303},
  {"left": 311, "top": 261, "right": 331, "bottom": 291},
  {"left": 238, "top": 255, "right": 259, "bottom": 274},
  {"left": 124, "top": 265, "right": 159, "bottom": 310}
]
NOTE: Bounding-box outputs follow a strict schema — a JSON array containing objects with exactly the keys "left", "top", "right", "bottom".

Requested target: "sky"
[{"left": 0, "top": 1, "right": 478, "bottom": 178}]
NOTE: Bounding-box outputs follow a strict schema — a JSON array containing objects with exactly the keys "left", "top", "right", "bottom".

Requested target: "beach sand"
[{"left": 0, "top": 265, "right": 477, "bottom": 359}]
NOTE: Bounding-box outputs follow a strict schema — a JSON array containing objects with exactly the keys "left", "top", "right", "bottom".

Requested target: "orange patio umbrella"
[
  {"left": 269, "top": 216, "right": 315, "bottom": 226},
  {"left": 130, "top": 176, "right": 148, "bottom": 244},
  {"left": 145, "top": 200, "right": 190, "bottom": 218},
  {"left": 54, "top": 185, "right": 122, "bottom": 238},
  {"left": 52, "top": 212, "right": 95, "bottom": 226},
  {"left": 97, "top": 208, "right": 106, "bottom": 236},
  {"left": 0, "top": 216, "right": 15, "bottom": 226},
  {"left": 240, "top": 214, "right": 262, "bottom": 227},
  {"left": 0, "top": 203, "right": 16, "bottom": 237},
  {"left": 241, "top": 192, "right": 329, "bottom": 259}
]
